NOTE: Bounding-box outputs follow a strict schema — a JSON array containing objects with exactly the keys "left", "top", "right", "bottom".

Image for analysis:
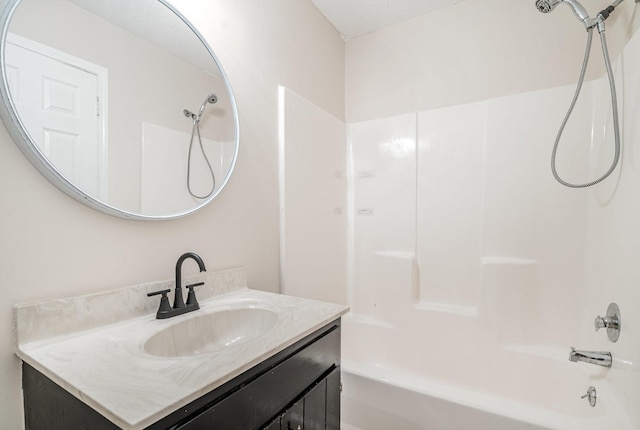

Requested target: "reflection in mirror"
[{"left": 0, "top": 0, "right": 238, "bottom": 219}]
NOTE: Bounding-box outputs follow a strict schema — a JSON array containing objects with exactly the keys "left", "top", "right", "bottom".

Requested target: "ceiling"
[{"left": 311, "top": 0, "right": 465, "bottom": 39}]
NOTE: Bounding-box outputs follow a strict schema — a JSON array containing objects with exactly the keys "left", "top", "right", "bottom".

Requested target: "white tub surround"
[{"left": 13, "top": 267, "right": 349, "bottom": 430}]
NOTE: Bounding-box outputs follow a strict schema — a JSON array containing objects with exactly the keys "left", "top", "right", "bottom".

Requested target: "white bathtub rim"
[{"left": 341, "top": 359, "right": 634, "bottom": 430}]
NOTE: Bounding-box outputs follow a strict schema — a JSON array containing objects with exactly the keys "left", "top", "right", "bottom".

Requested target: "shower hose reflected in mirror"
[
  {"left": 183, "top": 94, "right": 218, "bottom": 199},
  {"left": 535, "top": 0, "right": 624, "bottom": 188}
]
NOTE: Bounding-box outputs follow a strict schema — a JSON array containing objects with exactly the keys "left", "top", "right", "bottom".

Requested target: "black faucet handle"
[
  {"left": 147, "top": 289, "right": 172, "bottom": 315},
  {"left": 147, "top": 288, "right": 171, "bottom": 297},
  {"left": 185, "top": 282, "right": 204, "bottom": 308}
]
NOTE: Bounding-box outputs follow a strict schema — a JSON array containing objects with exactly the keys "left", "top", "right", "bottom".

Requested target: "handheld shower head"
[
  {"left": 535, "top": 0, "right": 590, "bottom": 23},
  {"left": 535, "top": 0, "right": 560, "bottom": 13},
  {"left": 184, "top": 93, "right": 219, "bottom": 122},
  {"left": 197, "top": 94, "right": 218, "bottom": 117}
]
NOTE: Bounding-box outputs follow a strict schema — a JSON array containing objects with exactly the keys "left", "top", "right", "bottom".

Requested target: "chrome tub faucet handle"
[{"left": 594, "top": 302, "right": 621, "bottom": 342}]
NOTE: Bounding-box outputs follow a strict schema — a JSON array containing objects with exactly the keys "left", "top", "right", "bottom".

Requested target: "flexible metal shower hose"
[
  {"left": 550, "top": 27, "right": 621, "bottom": 188},
  {"left": 187, "top": 115, "right": 216, "bottom": 199}
]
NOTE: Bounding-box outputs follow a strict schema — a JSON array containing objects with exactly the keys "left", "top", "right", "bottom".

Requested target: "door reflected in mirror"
[{"left": 1, "top": 0, "right": 239, "bottom": 219}]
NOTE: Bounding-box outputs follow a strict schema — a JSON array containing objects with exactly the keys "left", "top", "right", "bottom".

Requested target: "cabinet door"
[
  {"left": 264, "top": 416, "right": 281, "bottom": 430},
  {"left": 282, "top": 400, "right": 303, "bottom": 430},
  {"left": 261, "top": 366, "right": 341, "bottom": 430},
  {"left": 325, "top": 367, "right": 341, "bottom": 430},
  {"left": 303, "top": 379, "right": 326, "bottom": 430},
  {"left": 304, "top": 367, "right": 341, "bottom": 430}
]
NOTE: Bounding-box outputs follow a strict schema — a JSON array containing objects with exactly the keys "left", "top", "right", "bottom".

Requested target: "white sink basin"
[{"left": 143, "top": 308, "right": 278, "bottom": 358}]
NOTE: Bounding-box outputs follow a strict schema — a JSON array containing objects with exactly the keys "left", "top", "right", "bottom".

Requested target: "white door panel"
[{"left": 5, "top": 35, "right": 107, "bottom": 198}]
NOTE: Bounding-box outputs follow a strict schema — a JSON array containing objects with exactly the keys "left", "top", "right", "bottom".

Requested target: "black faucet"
[
  {"left": 174, "top": 252, "right": 206, "bottom": 308},
  {"left": 147, "top": 252, "right": 207, "bottom": 319}
]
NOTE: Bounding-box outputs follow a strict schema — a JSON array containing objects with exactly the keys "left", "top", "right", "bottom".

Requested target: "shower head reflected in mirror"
[{"left": 184, "top": 94, "right": 218, "bottom": 121}]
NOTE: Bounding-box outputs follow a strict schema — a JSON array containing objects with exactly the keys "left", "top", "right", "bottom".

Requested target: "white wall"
[
  {"left": 280, "top": 88, "right": 347, "bottom": 305},
  {"left": 0, "top": 0, "right": 344, "bottom": 428},
  {"left": 346, "top": 0, "right": 639, "bottom": 122}
]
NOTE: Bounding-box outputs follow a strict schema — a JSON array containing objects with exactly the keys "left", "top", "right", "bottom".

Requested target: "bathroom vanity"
[{"left": 14, "top": 268, "right": 348, "bottom": 430}]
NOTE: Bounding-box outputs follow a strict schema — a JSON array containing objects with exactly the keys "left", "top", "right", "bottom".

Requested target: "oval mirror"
[{"left": 0, "top": 0, "right": 239, "bottom": 220}]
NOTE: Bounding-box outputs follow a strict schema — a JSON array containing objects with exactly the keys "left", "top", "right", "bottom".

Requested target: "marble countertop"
[{"left": 14, "top": 268, "right": 349, "bottom": 430}]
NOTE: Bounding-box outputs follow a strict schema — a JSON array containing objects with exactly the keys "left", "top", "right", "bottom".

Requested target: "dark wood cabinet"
[
  {"left": 272, "top": 366, "right": 340, "bottom": 430},
  {"left": 23, "top": 319, "right": 341, "bottom": 430},
  {"left": 281, "top": 399, "right": 304, "bottom": 430},
  {"left": 265, "top": 417, "right": 282, "bottom": 430}
]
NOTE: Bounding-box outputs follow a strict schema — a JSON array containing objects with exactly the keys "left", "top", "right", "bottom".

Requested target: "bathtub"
[{"left": 339, "top": 315, "right": 634, "bottom": 430}]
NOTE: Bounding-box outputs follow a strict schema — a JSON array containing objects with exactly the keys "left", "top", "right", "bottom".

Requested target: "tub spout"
[{"left": 569, "top": 347, "right": 612, "bottom": 368}]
